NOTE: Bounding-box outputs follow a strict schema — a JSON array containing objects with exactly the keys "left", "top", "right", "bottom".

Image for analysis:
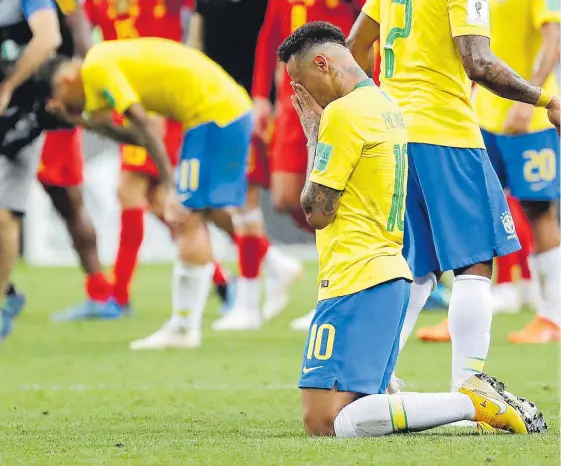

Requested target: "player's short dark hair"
[
  {"left": 277, "top": 21, "right": 346, "bottom": 63},
  {"left": 34, "top": 55, "right": 71, "bottom": 99}
]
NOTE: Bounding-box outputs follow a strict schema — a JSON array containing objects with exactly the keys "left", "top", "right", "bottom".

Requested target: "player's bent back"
[{"left": 82, "top": 38, "right": 252, "bottom": 129}]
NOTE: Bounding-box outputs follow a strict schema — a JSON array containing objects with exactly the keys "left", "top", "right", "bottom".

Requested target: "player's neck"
[{"left": 338, "top": 62, "right": 369, "bottom": 98}]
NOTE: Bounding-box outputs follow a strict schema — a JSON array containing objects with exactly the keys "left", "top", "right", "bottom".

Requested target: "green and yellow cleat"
[{"left": 460, "top": 373, "right": 547, "bottom": 434}]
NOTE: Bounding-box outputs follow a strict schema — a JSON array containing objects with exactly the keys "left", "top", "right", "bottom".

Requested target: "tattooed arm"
[
  {"left": 300, "top": 138, "right": 342, "bottom": 230},
  {"left": 456, "top": 35, "right": 560, "bottom": 132}
]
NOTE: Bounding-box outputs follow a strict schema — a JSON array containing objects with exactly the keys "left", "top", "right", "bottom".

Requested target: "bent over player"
[
  {"left": 42, "top": 38, "right": 253, "bottom": 348},
  {"left": 348, "top": 0, "right": 560, "bottom": 392},
  {"left": 279, "top": 22, "right": 545, "bottom": 438}
]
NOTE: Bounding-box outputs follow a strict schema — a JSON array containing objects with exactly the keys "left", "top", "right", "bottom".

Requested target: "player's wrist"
[{"left": 536, "top": 89, "right": 554, "bottom": 108}]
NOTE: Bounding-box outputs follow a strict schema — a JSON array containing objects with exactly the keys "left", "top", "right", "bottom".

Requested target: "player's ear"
[{"left": 313, "top": 55, "right": 328, "bottom": 73}]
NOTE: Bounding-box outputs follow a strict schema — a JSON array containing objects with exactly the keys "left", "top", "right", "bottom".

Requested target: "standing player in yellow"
[
  {"left": 348, "top": 0, "right": 560, "bottom": 392},
  {"left": 278, "top": 22, "right": 545, "bottom": 438},
  {"left": 41, "top": 38, "right": 252, "bottom": 348},
  {"left": 474, "top": 0, "right": 560, "bottom": 344}
]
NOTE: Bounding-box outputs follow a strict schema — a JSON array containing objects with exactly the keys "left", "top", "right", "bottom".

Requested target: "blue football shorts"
[
  {"left": 482, "top": 128, "right": 560, "bottom": 201},
  {"left": 176, "top": 112, "right": 253, "bottom": 209},
  {"left": 402, "top": 143, "right": 521, "bottom": 279},
  {"left": 299, "top": 278, "right": 410, "bottom": 396}
]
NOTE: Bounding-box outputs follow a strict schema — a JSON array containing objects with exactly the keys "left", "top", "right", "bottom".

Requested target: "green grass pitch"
[{"left": 1, "top": 262, "right": 559, "bottom": 465}]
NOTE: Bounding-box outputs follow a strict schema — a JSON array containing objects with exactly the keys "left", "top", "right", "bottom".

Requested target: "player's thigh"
[
  {"left": 496, "top": 129, "right": 560, "bottom": 202},
  {"left": 0, "top": 141, "right": 42, "bottom": 215},
  {"left": 299, "top": 279, "right": 411, "bottom": 397},
  {"left": 37, "top": 128, "right": 84, "bottom": 187},
  {"left": 403, "top": 148, "right": 440, "bottom": 278},
  {"left": 117, "top": 170, "right": 151, "bottom": 208},
  {"left": 44, "top": 185, "right": 85, "bottom": 221},
  {"left": 247, "top": 134, "right": 270, "bottom": 191},
  {"left": 410, "top": 143, "right": 520, "bottom": 272},
  {"left": 269, "top": 106, "right": 307, "bottom": 211},
  {"left": 177, "top": 113, "right": 252, "bottom": 211}
]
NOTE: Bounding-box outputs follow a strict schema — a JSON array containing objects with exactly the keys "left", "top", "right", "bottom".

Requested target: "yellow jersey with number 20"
[
  {"left": 475, "top": 0, "right": 560, "bottom": 134},
  {"left": 82, "top": 38, "right": 252, "bottom": 129},
  {"left": 310, "top": 79, "right": 412, "bottom": 302},
  {"left": 362, "top": 0, "right": 490, "bottom": 149}
]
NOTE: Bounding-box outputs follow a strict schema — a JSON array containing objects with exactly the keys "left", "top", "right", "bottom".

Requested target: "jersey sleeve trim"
[
  {"left": 308, "top": 173, "right": 346, "bottom": 191},
  {"left": 23, "top": 0, "right": 56, "bottom": 19}
]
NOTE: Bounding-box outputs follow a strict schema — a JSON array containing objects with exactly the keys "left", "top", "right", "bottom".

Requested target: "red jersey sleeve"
[
  {"left": 82, "top": 0, "right": 97, "bottom": 24},
  {"left": 351, "top": 0, "right": 366, "bottom": 13},
  {"left": 251, "top": 0, "right": 282, "bottom": 99}
]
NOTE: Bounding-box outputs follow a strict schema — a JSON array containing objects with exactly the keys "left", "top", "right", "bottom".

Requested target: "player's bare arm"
[
  {"left": 300, "top": 180, "right": 341, "bottom": 230},
  {"left": 0, "top": 8, "right": 62, "bottom": 114},
  {"left": 84, "top": 116, "right": 145, "bottom": 147},
  {"left": 456, "top": 35, "right": 560, "bottom": 132},
  {"left": 347, "top": 12, "right": 380, "bottom": 78},
  {"left": 291, "top": 82, "right": 341, "bottom": 230},
  {"left": 124, "top": 104, "right": 174, "bottom": 189},
  {"left": 503, "top": 22, "right": 560, "bottom": 134},
  {"left": 64, "top": 5, "right": 93, "bottom": 57}
]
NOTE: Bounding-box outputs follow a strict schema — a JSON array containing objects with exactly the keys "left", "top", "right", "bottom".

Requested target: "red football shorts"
[
  {"left": 247, "top": 134, "right": 270, "bottom": 188},
  {"left": 37, "top": 128, "right": 84, "bottom": 187},
  {"left": 120, "top": 120, "right": 183, "bottom": 177},
  {"left": 270, "top": 99, "right": 307, "bottom": 174}
]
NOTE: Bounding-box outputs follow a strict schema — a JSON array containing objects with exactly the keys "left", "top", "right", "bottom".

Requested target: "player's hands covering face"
[{"left": 290, "top": 82, "right": 322, "bottom": 142}]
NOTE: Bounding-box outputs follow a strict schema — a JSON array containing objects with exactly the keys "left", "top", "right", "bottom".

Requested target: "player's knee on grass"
[
  {"left": 301, "top": 387, "right": 358, "bottom": 437},
  {"left": 117, "top": 171, "right": 151, "bottom": 209},
  {"left": 520, "top": 200, "right": 555, "bottom": 224}
]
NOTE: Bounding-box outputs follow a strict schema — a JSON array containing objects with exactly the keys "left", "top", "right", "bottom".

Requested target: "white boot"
[
  {"left": 290, "top": 309, "right": 315, "bottom": 331},
  {"left": 130, "top": 318, "right": 202, "bottom": 350},
  {"left": 263, "top": 248, "right": 303, "bottom": 321}
]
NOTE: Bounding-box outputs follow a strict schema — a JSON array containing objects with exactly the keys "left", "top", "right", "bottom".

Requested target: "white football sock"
[
  {"left": 399, "top": 272, "right": 437, "bottom": 351},
  {"left": 264, "top": 245, "right": 299, "bottom": 275},
  {"left": 449, "top": 275, "right": 492, "bottom": 391},
  {"left": 232, "top": 277, "right": 261, "bottom": 313},
  {"left": 534, "top": 247, "right": 561, "bottom": 327},
  {"left": 172, "top": 261, "right": 214, "bottom": 330},
  {"left": 334, "top": 392, "right": 475, "bottom": 437}
]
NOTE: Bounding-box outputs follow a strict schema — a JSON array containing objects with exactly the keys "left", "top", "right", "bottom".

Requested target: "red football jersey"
[
  {"left": 84, "top": 0, "right": 186, "bottom": 41},
  {"left": 252, "top": 0, "right": 365, "bottom": 101}
]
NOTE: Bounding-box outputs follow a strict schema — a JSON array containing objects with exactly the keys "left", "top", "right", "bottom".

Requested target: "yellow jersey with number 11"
[
  {"left": 310, "top": 80, "right": 412, "bottom": 302},
  {"left": 362, "top": 0, "right": 490, "bottom": 149},
  {"left": 475, "top": 0, "right": 560, "bottom": 134},
  {"left": 81, "top": 38, "right": 252, "bottom": 129}
]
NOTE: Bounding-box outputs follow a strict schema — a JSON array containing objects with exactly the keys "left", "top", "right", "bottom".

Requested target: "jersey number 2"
[
  {"left": 384, "top": 0, "right": 413, "bottom": 79},
  {"left": 387, "top": 144, "right": 407, "bottom": 232}
]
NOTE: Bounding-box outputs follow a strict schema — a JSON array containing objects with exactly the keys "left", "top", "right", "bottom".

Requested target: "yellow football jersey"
[
  {"left": 310, "top": 79, "right": 412, "bottom": 302},
  {"left": 475, "top": 0, "right": 560, "bottom": 134},
  {"left": 362, "top": 0, "right": 489, "bottom": 149},
  {"left": 82, "top": 38, "right": 252, "bottom": 129}
]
